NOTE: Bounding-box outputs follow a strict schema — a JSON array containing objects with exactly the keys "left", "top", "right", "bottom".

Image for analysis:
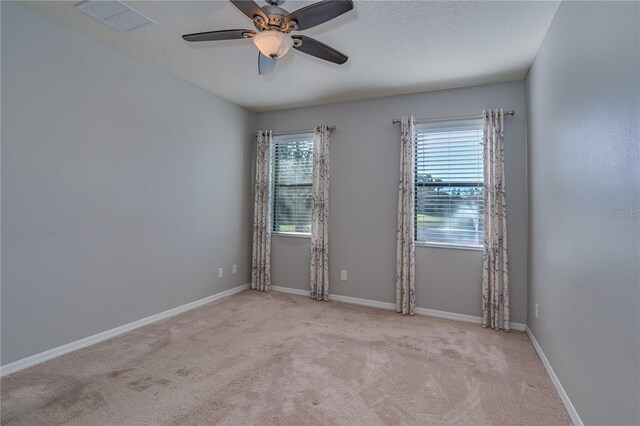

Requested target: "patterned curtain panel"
[
  {"left": 482, "top": 109, "right": 510, "bottom": 331},
  {"left": 251, "top": 130, "right": 273, "bottom": 292},
  {"left": 396, "top": 116, "right": 416, "bottom": 315},
  {"left": 310, "top": 125, "right": 330, "bottom": 301}
]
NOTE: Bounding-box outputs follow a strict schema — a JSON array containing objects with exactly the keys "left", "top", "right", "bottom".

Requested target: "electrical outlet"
[
  {"left": 340, "top": 270, "right": 347, "bottom": 281},
  {"left": 535, "top": 303, "right": 539, "bottom": 319},
  {"left": 217, "top": 267, "right": 223, "bottom": 278},
  {"left": 232, "top": 264, "right": 237, "bottom": 274}
]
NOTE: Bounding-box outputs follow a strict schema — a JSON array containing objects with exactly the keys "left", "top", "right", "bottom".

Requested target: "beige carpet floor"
[{"left": 1, "top": 290, "right": 570, "bottom": 425}]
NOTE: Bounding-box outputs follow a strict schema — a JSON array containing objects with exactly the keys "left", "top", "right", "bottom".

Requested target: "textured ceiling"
[{"left": 26, "top": 1, "right": 559, "bottom": 111}]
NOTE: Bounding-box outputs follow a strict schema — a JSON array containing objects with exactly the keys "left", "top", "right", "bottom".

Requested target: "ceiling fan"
[{"left": 182, "top": 0, "right": 354, "bottom": 75}]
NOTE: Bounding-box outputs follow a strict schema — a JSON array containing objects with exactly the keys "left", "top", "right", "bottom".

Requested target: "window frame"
[
  {"left": 414, "top": 119, "right": 485, "bottom": 251},
  {"left": 270, "top": 132, "right": 315, "bottom": 238}
]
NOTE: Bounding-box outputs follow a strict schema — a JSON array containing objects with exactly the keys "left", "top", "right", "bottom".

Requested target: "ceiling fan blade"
[
  {"left": 230, "top": 0, "right": 268, "bottom": 22},
  {"left": 292, "top": 35, "right": 348, "bottom": 65},
  {"left": 285, "top": 0, "right": 353, "bottom": 31},
  {"left": 258, "top": 52, "right": 277, "bottom": 75},
  {"left": 182, "top": 29, "right": 255, "bottom": 42}
]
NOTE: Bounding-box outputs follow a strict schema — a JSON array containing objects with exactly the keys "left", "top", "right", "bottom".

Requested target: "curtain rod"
[
  {"left": 254, "top": 125, "right": 336, "bottom": 137},
  {"left": 392, "top": 110, "right": 515, "bottom": 125}
]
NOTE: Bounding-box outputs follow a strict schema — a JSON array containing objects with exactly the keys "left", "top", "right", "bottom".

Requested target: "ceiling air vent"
[{"left": 76, "top": 1, "right": 153, "bottom": 32}]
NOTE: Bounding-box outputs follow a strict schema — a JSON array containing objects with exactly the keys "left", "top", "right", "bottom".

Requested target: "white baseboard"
[
  {"left": 271, "top": 286, "right": 311, "bottom": 297},
  {"left": 1, "top": 283, "right": 250, "bottom": 377},
  {"left": 271, "top": 286, "right": 526, "bottom": 331},
  {"left": 332, "top": 293, "right": 395, "bottom": 310},
  {"left": 526, "top": 327, "right": 583, "bottom": 426}
]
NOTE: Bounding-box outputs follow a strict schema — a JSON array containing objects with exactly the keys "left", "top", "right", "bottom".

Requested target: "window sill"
[
  {"left": 272, "top": 232, "right": 311, "bottom": 239},
  {"left": 415, "top": 242, "right": 483, "bottom": 252}
]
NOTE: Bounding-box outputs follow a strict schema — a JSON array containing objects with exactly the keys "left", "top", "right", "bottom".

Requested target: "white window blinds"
[
  {"left": 272, "top": 133, "right": 314, "bottom": 234},
  {"left": 415, "top": 121, "right": 484, "bottom": 247}
]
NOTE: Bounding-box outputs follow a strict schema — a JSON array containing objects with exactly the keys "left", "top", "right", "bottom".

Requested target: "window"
[
  {"left": 415, "top": 121, "right": 484, "bottom": 248},
  {"left": 272, "top": 133, "right": 314, "bottom": 235}
]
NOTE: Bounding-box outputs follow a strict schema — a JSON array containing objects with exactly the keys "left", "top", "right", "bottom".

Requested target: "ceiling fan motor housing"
[{"left": 254, "top": 4, "right": 295, "bottom": 32}]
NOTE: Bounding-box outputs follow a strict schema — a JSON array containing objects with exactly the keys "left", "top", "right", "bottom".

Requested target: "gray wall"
[
  {"left": 258, "top": 81, "right": 529, "bottom": 323},
  {"left": 526, "top": 1, "right": 640, "bottom": 425},
  {"left": 1, "top": 2, "right": 256, "bottom": 364}
]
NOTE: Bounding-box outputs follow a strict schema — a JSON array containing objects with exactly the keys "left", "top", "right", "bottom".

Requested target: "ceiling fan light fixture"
[{"left": 253, "top": 31, "right": 293, "bottom": 59}]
